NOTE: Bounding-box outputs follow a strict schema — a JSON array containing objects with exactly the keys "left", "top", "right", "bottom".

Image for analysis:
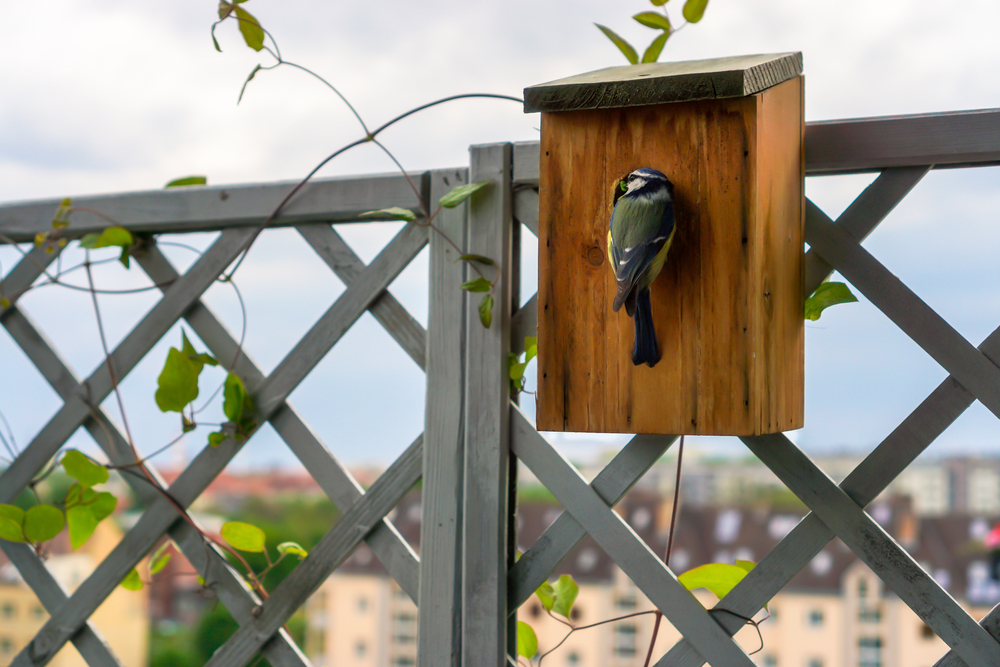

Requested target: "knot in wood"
[{"left": 586, "top": 246, "right": 605, "bottom": 267}]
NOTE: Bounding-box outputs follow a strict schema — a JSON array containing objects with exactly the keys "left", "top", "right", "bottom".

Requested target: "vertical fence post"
[
  {"left": 462, "top": 143, "right": 514, "bottom": 667},
  {"left": 420, "top": 167, "right": 471, "bottom": 666}
]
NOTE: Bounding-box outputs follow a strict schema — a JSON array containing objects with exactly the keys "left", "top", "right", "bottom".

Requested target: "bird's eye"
[{"left": 627, "top": 174, "right": 637, "bottom": 182}]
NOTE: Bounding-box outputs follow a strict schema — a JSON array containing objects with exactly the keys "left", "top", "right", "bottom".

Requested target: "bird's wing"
[{"left": 611, "top": 196, "right": 675, "bottom": 294}]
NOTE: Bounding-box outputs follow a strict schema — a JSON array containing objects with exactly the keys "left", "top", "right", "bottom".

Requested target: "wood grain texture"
[
  {"left": 805, "top": 108, "right": 1000, "bottom": 174},
  {"left": 524, "top": 53, "right": 802, "bottom": 113},
  {"left": 0, "top": 172, "right": 426, "bottom": 243},
  {"left": 536, "top": 76, "right": 804, "bottom": 435},
  {"left": 462, "top": 143, "right": 513, "bottom": 667},
  {"left": 419, "top": 168, "right": 469, "bottom": 667}
]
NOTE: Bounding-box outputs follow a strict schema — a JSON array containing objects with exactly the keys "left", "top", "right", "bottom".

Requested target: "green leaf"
[
  {"left": 211, "top": 22, "right": 223, "bottom": 51},
  {"left": 121, "top": 568, "right": 143, "bottom": 591},
  {"left": 218, "top": 1, "right": 233, "bottom": 20},
  {"left": 155, "top": 348, "right": 202, "bottom": 413},
  {"left": 551, "top": 574, "right": 579, "bottom": 618},
  {"left": 439, "top": 181, "right": 491, "bottom": 209},
  {"left": 62, "top": 450, "right": 109, "bottom": 487},
  {"left": 649, "top": 0, "right": 670, "bottom": 6},
  {"left": 735, "top": 559, "right": 756, "bottom": 573},
  {"left": 682, "top": 0, "right": 709, "bottom": 23},
  {"left": 52, "top": 197, "right": 72, "bottom": 228},
  {"left": 221, "top": 521, "right": 266, "bottom": 553},
  {"left": 460, "top": 277, "right": 492, "bottom": 293},
  {"left": 238, "top": 64, "right": 262, "bottom": 104},
  {"left": 359, "top": 207, "right": 417, "bottom": 222},
  {"left": 66, "top": 492, "right": 117, "bottom": 549},
  {"left": 208, "top": 431, "right": 227, "bottom": 447},
  {"left": 642, "top": 31, "right": 669, "bottom": 63},
  {"left": 233, "top": 5, "right": 264, "bottom": 51},
  {"left": 524, "top": 336, "right": 538, "bottom": 364},
  {"left": 165, "top": 176, "right": 208, "bottom": 188},
  {"left": 517, "top": 621, "right": 538, "bottom": 659},
  {"left": 509, "top": 355, "right": 528, "bottom": 383},
  {"left": 536, "top": 580, "right": 555, "bottom": 611},
  {"left": 479, "top": 294, "right": 493, "bottom": 329},
  {"left": 595, "top": 24, "right": 639, "bottom": 64},
  {"left": 197, "top": 575, "right": 206, "bottom": 587},
  {"left": 634, "top": 12, "right": 671, "bottom": 30},
  {"left": 678, "top": 563, "right": 749, "bottom": 602},
  {"left": 458, "top": 253, "right": 495, "bottom": 266},
  {"left": 23, "top": 505, "right": 65, "bottom": 543},
  {"left": 223, "top": 373, "right": 254, "bottom": 424},
  {"left": 0, "top": 505, "right": 26, "bottom": 543},
  {"left": 78, "top": 226, "right": 133, "bottom": 250},
  {"left": 277, "top": 541, "right": 308, "bottom": 558},
  {"left": 804, "top": 281, "right": 858, "bottom": 321},
  {"left": 150, "top": 552, "right": 172, "bottom": 576}
]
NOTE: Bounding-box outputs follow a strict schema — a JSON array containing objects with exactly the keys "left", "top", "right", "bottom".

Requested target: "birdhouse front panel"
[{"left": 534, "top": 74, "right": 804, "bottom": 436}]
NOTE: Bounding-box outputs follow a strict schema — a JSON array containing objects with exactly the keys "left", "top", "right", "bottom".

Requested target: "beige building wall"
[
  {"left": 0, "top": 521, "right": 148, "bottom": 667},
  {"left": 310, "top": 563, "right": 993, "bottom": 667}
]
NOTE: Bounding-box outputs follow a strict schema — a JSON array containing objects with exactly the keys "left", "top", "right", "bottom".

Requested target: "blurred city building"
[{"left": 0, "top": 520, "right": 148, "bottom": 667}]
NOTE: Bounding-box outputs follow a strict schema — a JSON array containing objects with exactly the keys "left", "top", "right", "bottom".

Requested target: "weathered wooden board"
[
  {"left": 536, "top": 76, "right": 804, "bottom": 435},
  {"left": 524, "top": 53, "right": 802, "bottom": 113}
]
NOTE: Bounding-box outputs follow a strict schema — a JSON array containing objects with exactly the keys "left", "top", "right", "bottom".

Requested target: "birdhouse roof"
[{"left": 523, "top": 52, "right": 802, "bottom": 113}]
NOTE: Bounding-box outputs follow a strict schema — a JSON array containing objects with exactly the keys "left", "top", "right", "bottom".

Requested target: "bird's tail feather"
[{"left": 631, "top": 289, "right": 661, "bottom": 368}]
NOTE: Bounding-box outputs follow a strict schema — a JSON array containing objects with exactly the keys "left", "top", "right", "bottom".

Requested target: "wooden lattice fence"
[{"left": 1, "top": 108, "right": 999, "bottom": 667}]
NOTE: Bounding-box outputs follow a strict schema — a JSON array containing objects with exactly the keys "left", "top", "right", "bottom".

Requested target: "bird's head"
[{"left": 613, "top": 168, "right": 674, "bottom": 206}]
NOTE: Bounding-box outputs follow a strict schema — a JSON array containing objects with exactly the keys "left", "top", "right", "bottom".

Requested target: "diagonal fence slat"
[
  {"left": 137, "top": 242, "right": 421, "bottom": 601},
  {"left": 10, "top": 222, "right": 429, "bottom": 667},
  {"left": 806, "top": 201, "right": 1000, "bottom": 420},
  {"left": 0, "top": 227, "right": 252, "bottom": 504},
  {"left": 201, "top": 435, "right": 424, "bottom": 667},
  {"left": 660, "top": 321, "right": 1000, "bottom": 667},
  {"left": 2, "top": 306, "right": 308, "bottom": 667},
  {"left": 510, "top": 406, "right": 756, "bottom": 667},
  {"left": 742, "top": 432, "right": 1000, "bottom": 666},
  {"left": 508, "top": 429, "right": 677, "bottom": 611},
  {"left": 0, "top": 541, "right": 123, "bottom": 667},
  {"left": 2, "top": 279, "right": 310, "bottom": 667},
  {"left": 298, "top": 223, "right": 427, "bottom": 370},
  {"left": 254, "top": 220, "right": 428, "bottom": 416},
  {"left": 804, "top": 166, "right": 929, "bottom": 292}
]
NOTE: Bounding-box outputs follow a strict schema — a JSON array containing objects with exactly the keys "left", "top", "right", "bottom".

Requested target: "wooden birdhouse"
[{"left": 525, "top": 53, "right": 805, "bottom": 436}]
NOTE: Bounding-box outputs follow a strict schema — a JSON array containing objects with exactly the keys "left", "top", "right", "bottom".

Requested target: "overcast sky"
[{"left": 1, "top": 0, "right": 998, "bottom": 470}]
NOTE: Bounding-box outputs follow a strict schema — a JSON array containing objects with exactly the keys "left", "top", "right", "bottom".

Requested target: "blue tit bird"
[{"left": 607, "top": 168, "right": 676, "bottom": 368}]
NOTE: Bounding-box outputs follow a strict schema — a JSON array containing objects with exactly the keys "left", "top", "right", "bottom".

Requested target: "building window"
[
  {"left": 859, "top": 637, "right": 883, "bottom": 667},
  {"left": 921, "top": 624, "right": 935, "bottom": 639},
  {"left": 808, "top": 659, "right": 823, "bottom": 667},
  {"left": 392, "top": 612, "right": 417, "bottom": 644},
  {"left": 615, "top": 594, "right": 636, "bottom": 611},
  {"left": 762, "top": 655, "right": 777, "bottom": 667},
  {"left": 613, "top": 624, "right": 637, "bottom": 657},
  {"left": 357, "top": 597, "right": 368, "bottom": 612},
  {"left": 570, "top": 606, "right": 582, "bottom": 621},
  {"left": 858, "top": 578, "right": 868, "bottom": 599},
  {"left": 32, "top": 605, "right": 45, "bottom": 619},
  {"left": 1, "top": 602, "right": 15, "bottom": 619},
  {"left": 567, "top": 652, "right": 580, "bottom": 665},
  {"left": 859, "top": 605, "right": 881, "bottom": 623},
  {"left": 355, "top": 641, "right": 367, "bottom": 658},
  {"left": 1, "top": 637, "right": 14, "bottom": 655},
  {"left": 807, "top": 610, "right": 823, "bottom": 627},
  {"left": 391, "top": 657, "right": 415, "bottom": 667},
  {"left": 529, "top": 603, "right": 541, "bottom": 618}
]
